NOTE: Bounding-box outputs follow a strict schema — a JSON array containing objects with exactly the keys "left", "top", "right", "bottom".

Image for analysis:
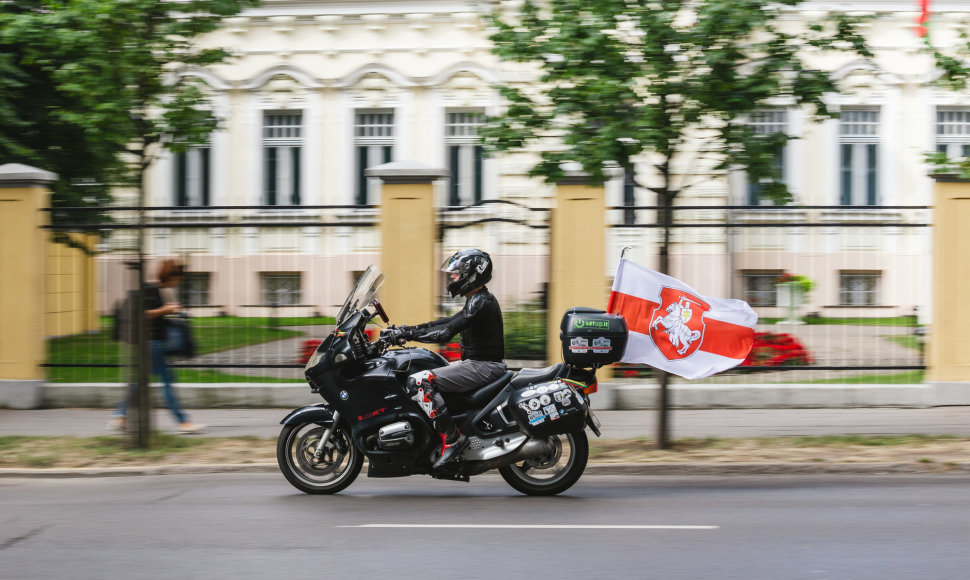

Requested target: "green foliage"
[
  {"left": 0, "top": 0, "right": 258, "bottom": 223},
  {"left": 924, "top": 29, "right": 970, "bottom": 176},
  {"left": 503, "top": 304, "right": 547, "bottom": 359},
  {"left": 483, "top": 1, "right": 872, "bottom": 205},
  {"left": 775, "top": 272, "right": 815, "bottom": 296}
]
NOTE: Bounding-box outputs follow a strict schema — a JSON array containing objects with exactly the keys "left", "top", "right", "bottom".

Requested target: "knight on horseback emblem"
[{"left": 648, "top": 287, "right": 711, "bottom": 360}]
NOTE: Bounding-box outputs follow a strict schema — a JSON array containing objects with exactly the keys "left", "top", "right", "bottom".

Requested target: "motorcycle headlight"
[{"left": 305, "top": 348, "right": 327, "bottom": 371}]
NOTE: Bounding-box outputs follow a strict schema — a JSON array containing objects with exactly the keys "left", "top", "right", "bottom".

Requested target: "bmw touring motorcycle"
[{"left": 276, "top": 265, "right": 627, "bottom": 496}]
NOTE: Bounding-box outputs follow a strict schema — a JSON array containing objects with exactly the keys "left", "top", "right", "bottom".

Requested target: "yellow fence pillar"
[
  {"left": 0, "top": 163, "right": 55, "bottom": 408},
  {"left": 47, "top": 232, "right": 100, "bottom": 337},
  {"left": 547, "top": 173, "right": 608, "bottom": 365},
  {"left": 367, "top": 161, "right": 448, "bottom": 327},
  {"left": 927, "top": 175, "right": 970, "bottom": 401}
]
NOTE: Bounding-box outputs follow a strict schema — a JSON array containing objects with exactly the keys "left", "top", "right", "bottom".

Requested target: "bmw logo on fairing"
[{"left": 339, "top": 391, "right": 349, "bottom": 400}]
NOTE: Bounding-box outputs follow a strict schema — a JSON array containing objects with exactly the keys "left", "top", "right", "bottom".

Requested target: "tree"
[
  {"left": 1, "top": 0, "right": 258, "bottom": 447},
  {"left": 483, "top": 0, "right": 872, "bottom": 448},
  {"left": 0, "top": 1, "right": 128, "bottom": 226},
  {"left": 1, "top": 0, "right": 257, "bottom": 224},
  {"left": 923, "top": 23, "right": 970, "bottom": 177}
]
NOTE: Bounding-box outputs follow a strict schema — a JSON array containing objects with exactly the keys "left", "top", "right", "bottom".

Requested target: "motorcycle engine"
[{"left": 377, "top": 421, "right": 415, "bottom": 450}]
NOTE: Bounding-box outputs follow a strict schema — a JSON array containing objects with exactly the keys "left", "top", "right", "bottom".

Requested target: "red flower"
[{"left": 742, "top": 332, "right": 813, "bottom": 368}]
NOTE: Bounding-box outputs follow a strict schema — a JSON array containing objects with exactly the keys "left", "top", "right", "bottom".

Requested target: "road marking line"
[{"left": 340, "top": 524, "right": 718, "bottom": 530}]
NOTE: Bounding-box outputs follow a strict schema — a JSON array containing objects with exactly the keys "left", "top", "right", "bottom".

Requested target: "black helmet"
[{"left": 441, "top": 249, "right": 492, "bottom": 297}]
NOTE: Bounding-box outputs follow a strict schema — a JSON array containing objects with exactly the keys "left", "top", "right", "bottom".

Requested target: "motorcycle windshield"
[{"left": 335, "top": 265, "right": 385, "bottom": 326}]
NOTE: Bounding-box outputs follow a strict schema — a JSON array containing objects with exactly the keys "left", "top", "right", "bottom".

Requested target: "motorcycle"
[{"left": 276, "top": 265, "right": 627, "bottom": 496}]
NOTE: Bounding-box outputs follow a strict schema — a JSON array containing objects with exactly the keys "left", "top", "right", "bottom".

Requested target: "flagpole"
[{"left": 608, "top": 247, "right": 633, "bottom": 314}]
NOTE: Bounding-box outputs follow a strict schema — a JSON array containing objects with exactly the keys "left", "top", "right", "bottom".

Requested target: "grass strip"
[{"left": 2, "top": 434, "right": 967, "bottom": 470}]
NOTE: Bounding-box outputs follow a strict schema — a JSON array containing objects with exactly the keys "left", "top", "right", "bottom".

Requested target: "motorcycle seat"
[
  {"left": 510, "top": 363, "right": 566, "bottom": 389},
  {"left": 447, "top": 370, "right": 515, "bottom": 412}
]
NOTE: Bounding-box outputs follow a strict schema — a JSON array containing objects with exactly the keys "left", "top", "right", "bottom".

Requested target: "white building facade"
[{"left": 101, "top": 0, "right": 970, "bottom": 323}]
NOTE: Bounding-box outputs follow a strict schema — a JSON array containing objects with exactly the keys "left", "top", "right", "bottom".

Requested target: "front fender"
[{"left": 280, "top": 403, "right": 336, "bottom": 427}]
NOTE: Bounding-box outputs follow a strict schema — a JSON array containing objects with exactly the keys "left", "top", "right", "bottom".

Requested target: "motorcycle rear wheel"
[
  {"left": 498, "top": 430, "right": 589, "bottom": 496},
  {"left": 277, "top": 420, "right": 363, "bottom": 494}
]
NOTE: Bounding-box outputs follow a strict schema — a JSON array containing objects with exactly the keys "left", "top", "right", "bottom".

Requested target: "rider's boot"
[
  {"left": 407, "top": 372, "right": 468, "bottom": 469},
  {"left": 431, "top": 409, "right": 468, "bottom": 470}
]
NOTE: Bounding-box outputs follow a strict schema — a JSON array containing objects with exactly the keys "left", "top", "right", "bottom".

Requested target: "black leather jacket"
[{"left": 405, "top": 287, "right": 505, "bottom": 362}]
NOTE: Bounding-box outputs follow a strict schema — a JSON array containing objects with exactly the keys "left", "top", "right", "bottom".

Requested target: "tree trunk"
[
  {"left": 127, "top": 160, "right": 152, "bottom": 449},
  {"left": 656, "top": 187, "right": 674, "bottom": 449}
]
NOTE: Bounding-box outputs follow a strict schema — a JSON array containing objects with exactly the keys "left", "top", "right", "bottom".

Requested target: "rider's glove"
[
  {"left": 381, "top": 326, "right": 408, "bottom": 346},
  {"left": 399, "top": 325, "right": 417, "bottom": 340}
]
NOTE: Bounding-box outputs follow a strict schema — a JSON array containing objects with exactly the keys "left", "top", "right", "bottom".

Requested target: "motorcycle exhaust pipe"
[
  {"left": 463, "top": 436, "right": 555, "bottom": 475},
  {"left": 514, "top": 437, "right": 555, "bottom": 462}
]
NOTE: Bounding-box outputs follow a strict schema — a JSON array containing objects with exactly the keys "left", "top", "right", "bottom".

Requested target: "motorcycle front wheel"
[
  {"left": 277, "top": 420, "right": 363, "bottom": 494},
  {"left": 498, "top": 430, "right": 589, "bottom": 496}
]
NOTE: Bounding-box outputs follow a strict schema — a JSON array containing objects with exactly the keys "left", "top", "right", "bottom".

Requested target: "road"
[{"left": 2, "top": 473, "right": 968, "bottom": 579}]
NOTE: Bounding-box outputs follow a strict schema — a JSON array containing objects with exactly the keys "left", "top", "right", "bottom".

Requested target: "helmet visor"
[{"left": 440, "top": 254, "right": 463, "bottom": 273}]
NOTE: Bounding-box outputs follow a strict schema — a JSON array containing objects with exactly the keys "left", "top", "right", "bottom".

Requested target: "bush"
[{"left": 503, "top": 304, "right": 547, "bottom": 360}]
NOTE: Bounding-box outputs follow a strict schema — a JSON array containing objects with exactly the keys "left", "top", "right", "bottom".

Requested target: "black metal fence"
[
  {"left": 43, "top": 203, "right": 929, "bottom": 384},
  {"left": 606, "top": 205, "right": 929, "bottom": 384}
]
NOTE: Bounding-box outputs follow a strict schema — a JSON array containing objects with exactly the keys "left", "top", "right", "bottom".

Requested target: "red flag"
[
  {"left": 608, "top": 259, "right": 757, "bottom": 379},
  {"left": 916, "top": 0, "right": 930, "bottom": 38}
]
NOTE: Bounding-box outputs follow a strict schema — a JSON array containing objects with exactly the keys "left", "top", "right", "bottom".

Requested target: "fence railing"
[
  {"left": 43, "top": 204, "right": 929, "bottom": 384},
  {"left": 606, "top": 205, "right": 930, "bottom": 384}
]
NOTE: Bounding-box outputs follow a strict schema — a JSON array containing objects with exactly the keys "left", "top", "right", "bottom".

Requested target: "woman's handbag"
[{"left": 164, "top": 314, "right": 197, "bottom": 358}]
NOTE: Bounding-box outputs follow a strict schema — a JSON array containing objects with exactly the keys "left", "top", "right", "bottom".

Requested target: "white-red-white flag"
[{"left": 607, "top": 259, "right": 757, "bottom": 379}]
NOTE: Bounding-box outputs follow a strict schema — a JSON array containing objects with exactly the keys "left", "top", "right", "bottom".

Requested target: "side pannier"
[{"left": 508, "top": 379, "right": 588, "bottom": 437}]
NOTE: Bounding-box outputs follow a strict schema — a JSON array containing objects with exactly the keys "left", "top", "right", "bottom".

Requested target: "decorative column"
[
  {"left": 547, "top": 171, "right": 608, "bottom": 365},
  {"left": 0, "top": 163, "right": 56, "bottom": 409},
  {"left": 927, "top": 174, "right": 970, "bottom": 403},
  {"left": 367, "top": 161, "right": 448, "bottom": 327}
]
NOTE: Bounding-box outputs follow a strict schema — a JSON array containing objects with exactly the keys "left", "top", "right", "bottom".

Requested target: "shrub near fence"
[{"left": 742, "top": 332, "right": 814, "bottom": 368}]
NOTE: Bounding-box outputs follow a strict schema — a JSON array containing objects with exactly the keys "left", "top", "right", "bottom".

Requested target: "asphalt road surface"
[{"left": 2, "top": 473, "right": 969, "bottom": 579}]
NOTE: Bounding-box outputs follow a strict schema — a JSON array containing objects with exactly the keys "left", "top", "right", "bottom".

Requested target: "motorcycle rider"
[{"left": 384, "top": 249, "right": 506, "bottom": 469}]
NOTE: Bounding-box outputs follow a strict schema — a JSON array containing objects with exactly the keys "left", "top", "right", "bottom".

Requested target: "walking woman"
[{"left": 108, "top": 259, "right": 204, "bottom": 433}]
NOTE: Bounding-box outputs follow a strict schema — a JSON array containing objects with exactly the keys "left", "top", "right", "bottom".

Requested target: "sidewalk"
[
  {"left": 3, "top": 407, "right": 970, "bottom": 439},
  {"left": 3, "top": 407, "right": 968, "bottom": 478},
  {"left": 11, "top": 380, "right": 969, "bottom": 411}
]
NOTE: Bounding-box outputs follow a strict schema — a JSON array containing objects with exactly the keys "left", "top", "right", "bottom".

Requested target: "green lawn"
[
  {"left": 47, "top": 317, "right": 319, "bottom": 382},
  {"left": 884, "top": 335, "right": 924, "bottom": 351},
  {"left": 761, "top": 316, "right": 922, "bottom": 327},
  {"left": 799, "top": 370, "right": 925, "bottom": 384}
]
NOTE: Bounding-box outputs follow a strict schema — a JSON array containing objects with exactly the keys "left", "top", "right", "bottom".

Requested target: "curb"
[{"left": 2, "top": 462, "right": 969, "bottom": 479}]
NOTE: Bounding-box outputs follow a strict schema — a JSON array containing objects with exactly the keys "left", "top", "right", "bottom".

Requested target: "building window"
[
  {"left": 743, "top": 271, "right": 782, "bottom": 307},
  {"left": 936, "top": 109, "right": 970, "bottom": 159},
  {"left": 839, "top": 109, "right": 879, "bottom": 206},
  {"left": 839, "top": 271, "right": 880, "bottom": 306},
  {"left": 173, "top": 146, "right": 211, "bottom": 207},
  {"left": 445, "top": 111, "right": 484, "bottom": 206},
  {"left": 746, "top": 110, "right": 788, "bottom": 206},
  {"left": 261, "top": 272, "right": 302, "bottom": 306},
  {"left": 263, "top": 112, "right": 302, "bottom": 206},
  {"left": 355, "top": 110, "right": 394, "bottom": 206},
  {"left": 179, "top": 272, "right": 211, "bottom": 307}
]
